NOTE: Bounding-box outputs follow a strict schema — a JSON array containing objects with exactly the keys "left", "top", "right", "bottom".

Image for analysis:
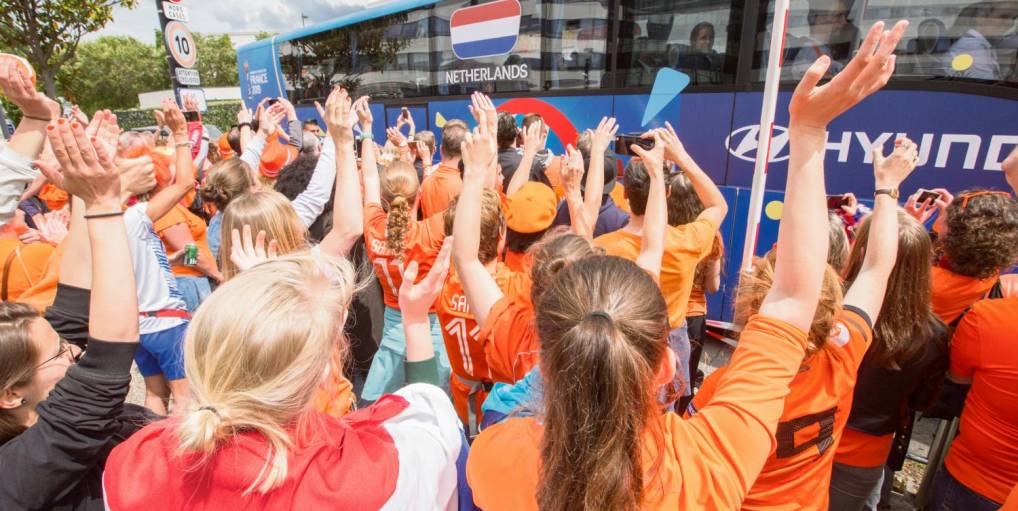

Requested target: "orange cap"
[
  {"left": 0, "top": 53, "right": 35, "bottom": 85},
  {"left": 218, "top": 134, "right": 235, "bottom": 159},
  {"left": 506, "top": 182, "right": 558, "bottom": 234},
  {"left": 259, "top": 138, "right": 297, "bottom": 178}
]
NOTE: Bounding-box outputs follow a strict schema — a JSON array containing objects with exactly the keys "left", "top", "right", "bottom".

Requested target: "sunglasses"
[
  {"left": 958, "top": 190, "right": 1012, "bottom": 210},
  {"left": 35, "top": 340, "right": 81, "bottom": 370}
]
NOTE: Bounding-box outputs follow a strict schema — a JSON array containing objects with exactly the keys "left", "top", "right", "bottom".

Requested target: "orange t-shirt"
[
  {"left": 1003, "top": 484, "right": 1018, "bottom": 511},
  {"left": 18, "top": 240, "right": 64, "bottom": 312},
  {"left": 946, "top": 297, "right": 1018, "bottom": 504},
  {"left": 476, "top": 293, "right": 539, "bottom": 384},
  {"left": 931, "top": 266, "right": 997, "bottom": 324},
  {"left": 0, "top": 239, "right": 55, "bottom": 302},
  {"left": 38, "top": 184, "right": 68, "bottom": 211},
  {"left": 610, "top": 184, "right": 631, "bottom": 214},
  {"left": 152, "top": 204, "right": 214, "bottom": 278},
  {"left": 467, "top": 315, "right": 810, "bottom": 511},
  {"left": 835, "top": 430, "right": 895, "bottom": 469},
  {"left": 689, "top": 307, "right": 873, "bottom": 510},
  {"left": 363, "top": 203, "right": 446, "bottom": 309},
  {"left": 502, "top": 249, "right": 528, "bottom": 273},
  {"left": 419, "top": 164, "right": 462, "bottom": 219},
  {"left": 595, "top": 217, "right": 717, "bottom": 328},
  {"left": 438, "top": 264, "right": 529, "bottom": 425},
  {"left": 311, "top": 351, "right": 355, "bottom": 419}
]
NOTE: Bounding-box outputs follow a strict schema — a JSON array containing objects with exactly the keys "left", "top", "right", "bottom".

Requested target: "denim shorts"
[
  {"left": 930, "top": 467, "right": 1002, "bottom": 511},
  {"left": 134, "top": 321, "right": 188, "bottom": 380},
  {"left": 361, "top": 306, "right": 450, "bottom": 402}
]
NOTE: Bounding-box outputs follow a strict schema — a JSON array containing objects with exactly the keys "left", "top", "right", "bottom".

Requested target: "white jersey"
[{"left": 124, "top": 203, "right": 187, "bottom": 334}]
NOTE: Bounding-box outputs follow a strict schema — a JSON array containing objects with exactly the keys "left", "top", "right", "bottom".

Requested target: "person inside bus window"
[
  {"left": 942, "top": 1, "right": 1018, "bottom": 80},
  {"left": 905, "top": 19, "right": 952, "bottom": 75},
  {"left": 788, "top": 0, "right": 860, "bottom": 78},
  {"left": 678, "top": 22, "right": 723, "bottom": 84}
]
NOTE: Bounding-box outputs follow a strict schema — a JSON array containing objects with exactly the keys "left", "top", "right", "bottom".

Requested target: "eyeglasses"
[
  {"left": 958, "top": 190, "right": 1012, "bottom": 210},
  {"left": 35, "top": 340, "right": 81, "bottom": 370}
]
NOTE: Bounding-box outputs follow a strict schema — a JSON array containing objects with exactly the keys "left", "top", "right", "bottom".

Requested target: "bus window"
[
  {"left": 539, "top": 1, "right": 610, "bottom": 91},
  {"left": 754, "top": 0, "right": 1018, "bottom": 85},
  {"left": 433, "top": 0, "right": 544, "bottom": 96},
  {"left": 612, "top": 0, "right": 741, "bottom": 88}
]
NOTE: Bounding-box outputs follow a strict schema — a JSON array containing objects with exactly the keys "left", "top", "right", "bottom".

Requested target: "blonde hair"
[
  {"left": 175, "top": 252, "right": 356, "bottom": 495},
  {"left": 380, "top": 161, "right": 420, "bottom": 257},
  {"left": 220, "top": 190, "right": 309, "bottom": 280}
]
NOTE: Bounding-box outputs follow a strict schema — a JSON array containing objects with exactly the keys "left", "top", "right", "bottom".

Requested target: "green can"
[{"left": 183, "top": 243, "right": 199, "bottom": 266}]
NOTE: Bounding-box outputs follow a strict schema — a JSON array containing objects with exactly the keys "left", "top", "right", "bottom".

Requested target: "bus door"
[{"left": 384, "top": 104, "right": 430, "bottom": 139}]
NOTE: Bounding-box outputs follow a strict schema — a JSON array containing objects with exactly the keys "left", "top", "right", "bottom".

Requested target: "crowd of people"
[{"left": 0, "top": 18, "right": 1016, "bottom": 511}]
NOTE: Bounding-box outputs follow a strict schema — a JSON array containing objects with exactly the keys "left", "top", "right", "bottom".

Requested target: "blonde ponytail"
[
  {"left": 175, "top": 251, "right": 357, "bottom": 495},
  {"left": 379, "top": 161, "right": 420, "bottom": 259}
]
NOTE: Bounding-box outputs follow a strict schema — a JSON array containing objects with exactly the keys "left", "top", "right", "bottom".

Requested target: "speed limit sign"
[{"left": 164, "top": 21, "right": 197, "bottom": 68}]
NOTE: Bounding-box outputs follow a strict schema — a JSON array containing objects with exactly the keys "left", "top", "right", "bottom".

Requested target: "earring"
[{"left": 20, "top": 399, "right": 26, "bottom": 406}]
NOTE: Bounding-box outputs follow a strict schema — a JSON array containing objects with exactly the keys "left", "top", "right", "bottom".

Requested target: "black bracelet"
[
  {"left": 238, "top": 122, "right": 252, "bottom": 129},
  {"left": 83, "top": 211, "right": 124, "bottom": 220},
  {"left": 21, "top": 114, "right": 52, "bottom": 122}
]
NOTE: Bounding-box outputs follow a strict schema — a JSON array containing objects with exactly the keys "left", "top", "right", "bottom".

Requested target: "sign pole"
[
  {"left": 740, "top": 0, "right": 791, "bottom": 273},
  {"left": 155, "top": 0, "right": 202, "bottom": 107}
]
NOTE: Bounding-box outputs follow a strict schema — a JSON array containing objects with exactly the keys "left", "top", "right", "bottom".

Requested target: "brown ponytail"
[
  {"left": 380, "top": 161, "right": 420, "bottom": 258},
  {"left": 0, "top": 302, "right": 42, "bottom": 445},
  {"left": 536, "top": 256, "right": 670, "bottom": 511}
]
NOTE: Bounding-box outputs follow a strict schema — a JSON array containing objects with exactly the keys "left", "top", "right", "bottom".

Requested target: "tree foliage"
[
  {"left": 0, "top": 0, "right": 138, "bottom": 96},
  {"left": 192, "top": 33, "right": 239, "bottom": 88},
  {"left": 57, "top": 35, "right": 167, "bottom": 113}
]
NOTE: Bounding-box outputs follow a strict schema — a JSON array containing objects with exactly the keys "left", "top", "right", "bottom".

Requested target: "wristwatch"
[{"left": 874, "top": 188, "right": 899, "bottom": 199}]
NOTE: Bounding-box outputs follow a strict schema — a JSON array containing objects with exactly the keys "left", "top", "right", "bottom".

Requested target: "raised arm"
[
  {"left": 278, "top": 97, "right": 303, "bottom": 150},
  {"left": 659, "top": 122, "right": 727, "bottom": 228},
  {"left": 582, "top": 117, "right": 618, "bottom": 228},
  {"left": 1002, "top": 144, "right": 1018, "bottom": 195},
  {"left": 631, "top": 131, "right": 667, "bottom": 279},
  {"left": 0, "top": 60, "right": 56, "bottom": 225},
  {"left": 506, "top": 120, "right": 543, "bottom": 196},
  {"left": 238, "top": 105, "right": 285, "bottom": 188},
  {"left": 844, "top": 138, "right": 919, "bottom": 320},
  {"left": 145, "top": 99, "right": 196, "bottom": 223},
  {"left": 399, "top": 237, "right": 454, "bottom": 385},
  {"left": 319, "top": 88, "right": 365, "bottom": 258},
  {"left": 47, "top": 119, "right": 138, "bottom": 342},
  {"left": 561, "top": 145, "right": 592, "bottom": 240},
  {"left": 453, "top": 127, "right": 503, "bottom": 327},
  {"left": 759, "top": 21, "right": 907, "bottom": 331}
]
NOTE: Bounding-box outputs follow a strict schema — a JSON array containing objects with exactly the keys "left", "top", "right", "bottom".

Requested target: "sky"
[{"left": 91, "top": 0, "right": 386, "bottom": 43}]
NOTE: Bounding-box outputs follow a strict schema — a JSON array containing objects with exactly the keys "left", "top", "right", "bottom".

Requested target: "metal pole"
[
  {"left": 740, "top": 0, "right": 791, "bottom": 272},
  {"left": 154, "top": 0, "right": 182, "bottom": 105}
]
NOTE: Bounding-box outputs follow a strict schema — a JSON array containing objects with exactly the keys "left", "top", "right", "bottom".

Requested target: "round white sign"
[{"left": 165, "top": 21, "right": 197, "bottom": 68}]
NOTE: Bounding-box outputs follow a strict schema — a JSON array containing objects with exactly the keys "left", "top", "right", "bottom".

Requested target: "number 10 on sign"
[{"left": 164, "top": 21, "right": 197, "bottom": 68}]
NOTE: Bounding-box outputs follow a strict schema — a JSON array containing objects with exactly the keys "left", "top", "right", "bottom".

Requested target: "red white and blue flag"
[{"left": 450, "top": 0, "right": 521, "bottom": 60}]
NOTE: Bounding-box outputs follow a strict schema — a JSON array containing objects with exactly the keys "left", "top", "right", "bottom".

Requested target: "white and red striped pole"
[{"left": 740, "top": 0, "right": 791, "bottom": 273}]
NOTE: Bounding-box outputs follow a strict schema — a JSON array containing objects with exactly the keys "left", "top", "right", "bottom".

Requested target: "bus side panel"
[
  {"left": 728, "top": 90, "right": 1018, "bottom": 197},
  {"left": 708, "top": 186, "right": 740, "bottom": 323},
  {"left": 612, "top": 93, "right": 735, "bottom": 188},
  {"left": 237, "top": 43, "right": 285, "bottom": 109},
  {"left": 428, "top": 95, "right": 615, "bottom": 154}
]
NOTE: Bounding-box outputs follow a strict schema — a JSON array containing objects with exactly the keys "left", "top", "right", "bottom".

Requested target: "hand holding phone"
[
  {"left": 915, "top": 188, "right": 942, "bottom": 204},
  {"left": 614, "top": 133, "right": 654, "bottom": 157}
]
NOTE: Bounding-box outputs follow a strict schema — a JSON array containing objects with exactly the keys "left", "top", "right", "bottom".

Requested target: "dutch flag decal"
[{"left": 450, "top": 0, "right": 522, "bottom": 60}]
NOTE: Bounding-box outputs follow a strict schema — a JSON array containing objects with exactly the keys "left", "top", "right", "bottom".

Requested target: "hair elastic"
[
  {"left": 588, "top": 310, "right": 613, "bottom": 322},
  {"left": 198, "top": 406, "right": 221, "bottom": 418}
]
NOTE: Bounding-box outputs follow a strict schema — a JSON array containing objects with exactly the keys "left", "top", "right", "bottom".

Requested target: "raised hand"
[
  {"left": 162, "top": 98, "right": 188, "bottom": 137},
  {"left": 386, "top": 126, "right": 408, "bottom": 147},
  {"left": 461, "top": 129, "right": 497, "bottom": 183},
  {"left": 415, "top": 140, "right": 432, "bottom": 166},
  {"left": 399, "top": 237, "right": 454, "bottom": 320},
  {"left": 45, "top": 120, "right": 121, "bottom": 210},
  {"left": 658, "top": 121, "right": 689, "bottom": 165},
  {"left": 789, "top": 20, "right": 908, "bottom": 130},
  {"left": 276, "top": 97, "right": 297, "bottom": 119},
  {"left": 0, "top": 57, "right": 56, "bottom": 120},
  {"left": 904, "top": 191, "right": 940, "bottom": 224},
  {"left": 521, "top": 120, "right": 545, "bottom": 156},
  {"left": 229, "top": 225, "right": 279, "bottom": 273},
  {"left": 353, "top": 96, "right": 373, "bottom": 133},
  {"left": 632, "top": 131, "right": 665, "bottom": 177},
  {"left": 873, "top": 137, "right": 919, "bottom": 189},
  {"left": 469, "top": 91, "right": 498, "bottom": 137},
  {"left": 70, "top": 106, "right": 89, "bottom": 126},
  {"left": 237, "top": 106, "right": 253, "bottom": 125},
  {"left": 182, "top": 94, "right": 200, "bottom": 113},
  {"left": 322, "top": 87, "right": 358, "bottom": 145},
  {"left": 258, "top": 103, "right": 286, "bottom": 136},
  {"left": 590, "top": 116, "right": 618, "bottom": 152},
  {"left": 117, "top": 156, "right": 157, "bottom": 196},
  {"left": 562, "top": 144, "right": 584, "bottom": 196}
]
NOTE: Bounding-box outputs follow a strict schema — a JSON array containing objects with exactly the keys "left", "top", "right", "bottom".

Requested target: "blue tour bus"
[{"left": 236, "top": 0, "right": 1018, "bottom": 321}]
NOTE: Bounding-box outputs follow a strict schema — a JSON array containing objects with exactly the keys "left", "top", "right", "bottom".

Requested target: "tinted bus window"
[
  {"left": 612, "top": 0, "right": 741, "bottom": 88},
  {"left": 753, "top": 0, "right": 1018, "bottom": 85}
]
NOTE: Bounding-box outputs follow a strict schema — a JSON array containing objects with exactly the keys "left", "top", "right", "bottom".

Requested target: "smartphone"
[
  {"left": 266, "top": 98, "right": 280, "bottom": 106},
  {"left": 915, "top": 188, "right": 942, "bottom": 204},
  {"left": 614, "top": 134, "right": 654, "bottom": 157},
  {"left": 401, "top": 107, "right": 410, "bottom": 120},
  {"left": 827, "top": 195, "right": 848, "bottom": 209},
  {"left": 183, "top": 111, "right": 200, "bottom": 123}
]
